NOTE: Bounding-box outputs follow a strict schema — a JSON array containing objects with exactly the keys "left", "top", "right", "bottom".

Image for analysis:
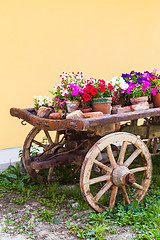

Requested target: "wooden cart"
[{"left": 10, "top": 107, "right": 160, "bottom": 212}]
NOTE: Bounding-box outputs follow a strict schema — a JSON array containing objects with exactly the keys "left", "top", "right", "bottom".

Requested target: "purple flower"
[{"left": 137, "top": 77, "right": 143, "bottom": 83}]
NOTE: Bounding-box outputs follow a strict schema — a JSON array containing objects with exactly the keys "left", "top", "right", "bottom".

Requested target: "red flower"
[
  {"left": 98, "top": 79, "right": 105, "bottom": 85},
  {"left": 150, "top": 76, "right": 157, "bottom": 80},
  {"left": 86, "top": 84, "right": 93, "bottom": 93},
  {"left": 108, "top": 83, "right": 114, "bottom": 91},
  {"left": 82, "top": 93, "right": 91, "bottom": 101},
  {"left": 98, "top": 83, "right": 106, "bottom": 92},
  {"left": 90, "top": 87, "right": 98, "bottom": 96}
]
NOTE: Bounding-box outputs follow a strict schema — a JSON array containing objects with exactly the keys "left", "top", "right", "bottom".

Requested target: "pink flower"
[
  {"left": 142, "top": 81, "right": 151, "bottom": 88},
  {"left": 151, "top": 88, "right": 158, "bottom": 96},
  {"left": 153, "top": 68, "right": 158, "bottom": 73},
  {"left": 143, "top": 73, "right": 150, "bottom": 78}
]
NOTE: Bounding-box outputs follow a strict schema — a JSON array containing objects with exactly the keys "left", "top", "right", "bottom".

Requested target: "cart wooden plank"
[{"left": 10, "top": 107, "right": 160, "bottom": 131}]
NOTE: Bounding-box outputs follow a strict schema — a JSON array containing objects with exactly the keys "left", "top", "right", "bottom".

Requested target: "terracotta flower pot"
[
  {"left": 66, "top": 100, "right": 80, "bottom": 113},
  {"left": 130, "top": 96, "right": 148, "bottom": 105},
  {"left": 92, "top": 97, "right": 112, "bottom": 114},
  {"left": 152, "top": 93, "right": 160, "bottom": 108}
]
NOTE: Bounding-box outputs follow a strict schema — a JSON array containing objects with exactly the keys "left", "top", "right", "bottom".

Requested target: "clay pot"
[
  {"left": 152, "top": 93, "right": 160, "bottom": 108},
  {"left": 130, "top": 96, "right": 148, "bottom": 105},
  {"left": 66, "top": 100, "right": 80, "bottom": 113},
  {"left": 92, "top": 97, "right": 112, "bottom": 115}
]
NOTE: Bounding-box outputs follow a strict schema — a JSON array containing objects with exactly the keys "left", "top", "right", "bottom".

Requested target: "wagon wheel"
[
  {"left": 80, "top": 132, "right": 152, "bottom": 212},
  {"left": 22, "top": 127, "right": 65, "bottom": 183}
]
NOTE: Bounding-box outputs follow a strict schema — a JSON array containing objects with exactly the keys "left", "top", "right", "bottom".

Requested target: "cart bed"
[{"left": 10, "top": 107, "right": 160, "bottom": 131}]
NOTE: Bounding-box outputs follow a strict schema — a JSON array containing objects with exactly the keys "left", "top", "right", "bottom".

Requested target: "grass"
[{"left": 0, "top": 154, "right": 159, "bottom": 239}]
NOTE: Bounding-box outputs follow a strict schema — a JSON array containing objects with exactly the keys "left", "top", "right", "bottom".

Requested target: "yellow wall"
[{"left": 1, "top": 0, "right": 160, "bottom": 149}]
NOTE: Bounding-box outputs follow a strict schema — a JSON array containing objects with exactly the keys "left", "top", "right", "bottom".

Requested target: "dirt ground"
[{"left": 0, "top": 199, "right": 135, "bottom": 240}]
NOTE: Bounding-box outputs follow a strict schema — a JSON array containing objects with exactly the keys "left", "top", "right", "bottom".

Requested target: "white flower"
[
  {"left": 105, "top": 80, "right": 110, "bottom": 85},
  {"left": 60, "top": 89, "right": 69, "bottom": 96},
  {"left": 110, "top": 76, "right": 119, "bottom": 86},
  {"left": 110, "top": 76, "right": 129, "bottom": 90}
]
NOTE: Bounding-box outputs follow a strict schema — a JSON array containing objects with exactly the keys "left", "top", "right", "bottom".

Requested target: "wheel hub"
[{"left": 111, "top": 165, "right": 135, "bottom": 186}]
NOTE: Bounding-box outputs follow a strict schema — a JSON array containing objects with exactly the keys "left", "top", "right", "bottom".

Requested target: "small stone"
[
  {"left": 49, "top": 112, "right": 61, "bottom": 119},
  {"left": 37, "top": 107, "right": 52, "bottom": 118},
  {"left": 83, "top": 112, "right": 103, "bottom": 118},
  {"left": 131, "top": 102, "right": 149, "bottom": 111},
  {"left": 71, "top": 202, "right": 79, "bottom": 208},
  {"left": 66, "top": 110, "right": 83, "bottom": 119}
]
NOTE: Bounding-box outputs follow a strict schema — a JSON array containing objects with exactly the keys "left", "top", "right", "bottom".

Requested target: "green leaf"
[
  {"left": 0, "top": 176, "right": 11, "bottom": 183},
  {"left": 22, "top": 173, "right": 30, "bottom": 180},
  {"left": 5, "top": 173, "right": 17, "bottom": 179},
  {"left": 7, "top": 165, "right": 17, "bottom": 174},
  {"left": 17, "top": 180, "right": 24, "bottom": 188},
  {"left": 16, "top": 163, "right": 21, "bottom": 177},
  {"left": 54, "top": 218, "right": 60, "bottom": 224}
]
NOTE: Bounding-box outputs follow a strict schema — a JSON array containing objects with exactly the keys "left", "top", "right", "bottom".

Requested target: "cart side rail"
[
  {"left": 10, "top": 107, "right": 160, "bottom": 131},
  {"left": 10, "top": 107, "right": 85, "bottom": 131}
]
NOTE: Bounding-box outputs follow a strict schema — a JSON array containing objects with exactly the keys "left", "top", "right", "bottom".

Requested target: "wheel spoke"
[
  {"left": 123, "top": 149, "right": 141, "bottom": 167},
  {"left": 119, "top": 186, "right": 130, "bottom": 204},
  {"left": 118, "top": 141, "right": 128, "bottom": 164},
  {"left": 109, "top": 185, "right": 118, "bottom": 209},
  {"left": 87, "top": 175, "right": 110, "bottom": 185},
  {"left": 94, "top": 159, "right": 112, "bottom": 173},
  {"left": 106, "top": 145, "right": 116, "bottom": 167},
  {"left": 153, "top": 138, "right": 157, "bottom": 154},
  {"left": 48, "top": 167, "right": 54, "bottom": 181},
  {"left": 96, "top": 152, "right": 102, "bottom": 161},
  {"left": 130, "top": 166, "right": 147, "bottom": 173},
  {"left": 132, "top": 182, "right": 143, "bottom": 190},
  {"left": 44, "top": 130, "right": 53, "bottom": 146},
  {"left": 32, "top": 140, "right": 48, "bottom": 149},
  {"left": 94, "top": 181, "right": 112, "bottom": 202},
  {"left": 146, "top": 138, "right": 152, "bottom": 147},
  {"left": 54, "top": 131, "right": 60, "bottom": 143}
]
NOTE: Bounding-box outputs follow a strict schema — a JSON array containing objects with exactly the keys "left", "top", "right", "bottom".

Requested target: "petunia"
[
  {"left": 151, "top": 88, "right": 158, "bottom": 96},
  {"left": 90, "top": 87, "right": 98, "bottom": 96},
  {"left": 153, "top": 68, "right": 158, "bottom": 73}
]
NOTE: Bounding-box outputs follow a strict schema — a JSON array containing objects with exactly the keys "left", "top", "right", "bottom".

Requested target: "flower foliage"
[
  {"left": 50, "top": 72, "right": 84, "bottom": 102},
  {"left": 81, "top": 78, "right": 114, "bottom": 101},
  {"left": 120, "top": 70, "right": 160, "bottom": 98},
  {"left": 52, "top": 98, "right": 66, "bottom": 111},
  {"left": 33, "top": 96, "right": 49, "bottom": 110},
  {"left": 148, "top": 68, "right": 160, "bottom": 96},
  {"left": 110, "top": 76, "right": 129, "bottom": 104},
  {"left": 122, "top": 81, "right": 151, "bottom": 98}
]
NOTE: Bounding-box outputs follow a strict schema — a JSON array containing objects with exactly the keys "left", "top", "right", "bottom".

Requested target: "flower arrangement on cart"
[{"left": 34, "top": 69, "right": 160, "bottom": 119}]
